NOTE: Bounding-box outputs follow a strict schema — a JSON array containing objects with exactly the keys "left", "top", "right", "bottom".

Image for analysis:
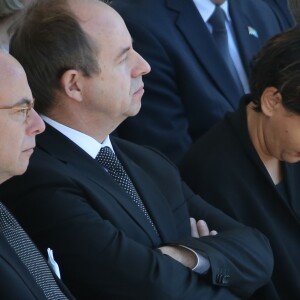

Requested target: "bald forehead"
[
  {"left": 0, "top": 52, "right": 25, "bottom": 83},
  {"left": 68, "top": 0, "right": 109, "bottom": 18},
  {"left": 68, "top": 0, "right": 121, "bottom": 32}
]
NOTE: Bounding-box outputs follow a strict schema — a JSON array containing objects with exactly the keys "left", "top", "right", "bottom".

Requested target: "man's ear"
[
  {"left": 60, "top": 70, "right": 83, "bottom": 102},
  {"left": 261, "top": 86, "right": 282, "bottom": 117}
]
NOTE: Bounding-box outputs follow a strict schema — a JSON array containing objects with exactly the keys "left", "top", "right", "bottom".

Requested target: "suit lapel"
[
  {"left": 113, "top": 143, "right": 177, "bottom": 242},
  {"left": 91, "top": 169, "right": 163, "bottom": 245},
  {"left": 229, "top": 0, "right": 261, "bottom": 77},
  {"left": 166, "top": 0, "right": 241, "bottom": 109},
  {"left": 37, "top": 125, "right": 168, "bottom": 245},
  {"left": 0, "top": 232, "right": 46, "bottom": 299}
]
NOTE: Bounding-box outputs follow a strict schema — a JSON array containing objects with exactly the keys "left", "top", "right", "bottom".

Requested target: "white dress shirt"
[{"left": 42, "top": 115, "right": 114, "bottom": 158}]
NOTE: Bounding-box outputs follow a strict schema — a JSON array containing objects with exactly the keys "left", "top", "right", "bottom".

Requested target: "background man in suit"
[
  {"left": 0, "top": 51, "right": 74, "bottom": 299},
  {"left": 111, "top": 0, "right": 289, "bottom": 164},
  {"left": 0, "top": 0, "right": 274, "bottom": 299}
]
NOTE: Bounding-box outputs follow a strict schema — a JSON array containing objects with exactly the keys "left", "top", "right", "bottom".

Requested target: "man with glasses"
[
  {"left": 0, "top": 99, "right": 34, "bottom": 123},
  {"left": 0, "top": 51, "right": 74, "bottom": 299}
]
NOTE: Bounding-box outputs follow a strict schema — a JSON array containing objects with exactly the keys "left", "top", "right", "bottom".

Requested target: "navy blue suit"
[
  {"left": 112, "top": 0, "right": 286, "bottom": 163},
  {"left": 263, "top": 0, "right": 295, "bottom": 28}
]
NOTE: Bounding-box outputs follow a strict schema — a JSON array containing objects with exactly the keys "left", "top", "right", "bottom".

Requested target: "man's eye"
[{"left": 16, "top": 108, "right": 27, "bottom": 114}]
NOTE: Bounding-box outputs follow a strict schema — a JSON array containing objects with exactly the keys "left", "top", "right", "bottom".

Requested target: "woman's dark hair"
[{"left": 250, "top": 27, "right": 300, "bottom": 114}]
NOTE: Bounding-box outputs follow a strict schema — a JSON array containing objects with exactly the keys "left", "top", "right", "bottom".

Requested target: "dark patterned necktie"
[
  {"left": 96, "top": 146, "right": 160, "bottom": 237},
  {"left": 208, "top": 5, "right": 244, "bottom": 94},
  {"left": 0, "top": 202, "right": 68, "bottom": 299}
]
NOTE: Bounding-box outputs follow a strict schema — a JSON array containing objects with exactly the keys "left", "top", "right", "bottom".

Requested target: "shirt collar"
[
  {"left": 193, "top": 0, "right": 230, "bottom": 23},
  {"left": 41, "top": 115, "right": 114, "bottom": 159}
]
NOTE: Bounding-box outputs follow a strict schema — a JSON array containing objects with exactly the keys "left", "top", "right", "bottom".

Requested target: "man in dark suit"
[
  {"left": 0, "top": 0, "right": 274, "bottom": 299},
  {"left": 263, "top": 0, "right": 295, "bottom": 28},
  {"left": 111, "top": 0, "right": 288, "bottom": 164},
  {"left": 0, "top": 52, "right": 74, "bottom": 299}
]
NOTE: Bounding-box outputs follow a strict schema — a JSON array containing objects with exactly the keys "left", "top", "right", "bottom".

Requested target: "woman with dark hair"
[{"left": 180, "top": 27, "right": 300, "bottom": 299}]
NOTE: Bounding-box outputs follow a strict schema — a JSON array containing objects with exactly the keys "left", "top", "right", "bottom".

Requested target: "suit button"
[
  {"left": 221, "top": 275, "right": 230, "bottom": 285},
  {"left": 216, "top": 273, "right": 230, "bottom": 285},
  {"left": 216, "top": 273, "right": 223, "bottom": 283}
]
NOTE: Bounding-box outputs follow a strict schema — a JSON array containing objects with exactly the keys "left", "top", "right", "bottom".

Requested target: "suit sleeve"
[
  {"left": 141, "top": 146, "right": 274, "bottom": 299},
  {"left": 177, "top": 182, "right": 274, "bottom": 298}
]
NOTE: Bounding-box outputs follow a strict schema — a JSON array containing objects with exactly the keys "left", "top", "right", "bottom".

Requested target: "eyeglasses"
[{"left": 0, "top": 100, "right": 35, "bottom": 124}]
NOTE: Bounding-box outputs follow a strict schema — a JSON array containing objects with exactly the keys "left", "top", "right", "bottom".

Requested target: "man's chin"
[
  {"left": 130, "top": 102, "right": 142, "bottom": 117},
  {"left": 16, "top": 162, "right": 29, "bottom": 177}
]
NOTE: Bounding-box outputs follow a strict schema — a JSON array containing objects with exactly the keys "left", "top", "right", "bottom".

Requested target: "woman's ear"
[
  {"left": 59, "top": 70, "right": 83, "bottom": 102},
  {"left": 261, "top": 86, "right": 282, "bottom": 117}
]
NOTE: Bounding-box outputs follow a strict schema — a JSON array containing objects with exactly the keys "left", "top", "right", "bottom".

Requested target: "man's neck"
[{"left": 210, "top": 0, "right": 226, "bottom": 5}]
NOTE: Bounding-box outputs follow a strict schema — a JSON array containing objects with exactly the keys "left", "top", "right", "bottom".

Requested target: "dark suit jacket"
[
  {"left": 111, "top": 0, "right": 287, "bottom": 164},
  {"left": 0, "top": 220, "right": 74, "bottom": 299},
  {"left": 0, "top": 125, "right": 273, "bottom": 299},
  {"left": 263, "top": 0, "right": 295, "bottom": 28},
  {"left": 180, "top": 98, "right": 300, "bottom": 299}
]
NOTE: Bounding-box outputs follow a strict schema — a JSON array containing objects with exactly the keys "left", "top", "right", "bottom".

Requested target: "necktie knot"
[
  {"left": 96, "top": 146, "right": 121, "bottom": 171},
  {"left": 210, "top": 0, "right": 226, "bottom": 6},
  {"left": 208, "top": 6, "right": 226, "bottom": 32}
]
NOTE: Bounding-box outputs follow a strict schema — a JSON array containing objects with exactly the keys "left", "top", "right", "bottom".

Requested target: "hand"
[
  {"left": 190, "top": 218, "right": 218, "bottom": 238},
  {"left": 158, "top": 244, "right": 210, "bottom": 273},
  {"left": 157, "top": 218, "right": 216, "bottom": 271},
  {"left": 158, "top": 245, "right": 197, "bottom": 269}
]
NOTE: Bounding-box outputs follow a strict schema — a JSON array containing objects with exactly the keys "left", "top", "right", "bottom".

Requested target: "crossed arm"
[{"left": 159, "top": 218, "right": 217, "bottom": 271}]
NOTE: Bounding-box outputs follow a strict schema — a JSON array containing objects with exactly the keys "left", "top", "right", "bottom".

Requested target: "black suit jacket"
[
  {"left": 0, "top": 125, "right": 273, "bottom": 299},
  {"left": 180, "top": 98, "right": 300, "bottom": 299},
  {"left": 0, "top": 216, "right": 74, "bottom": 299},
  {"left": 111, "top": 0, "right": 287, "bottom": 163}
]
